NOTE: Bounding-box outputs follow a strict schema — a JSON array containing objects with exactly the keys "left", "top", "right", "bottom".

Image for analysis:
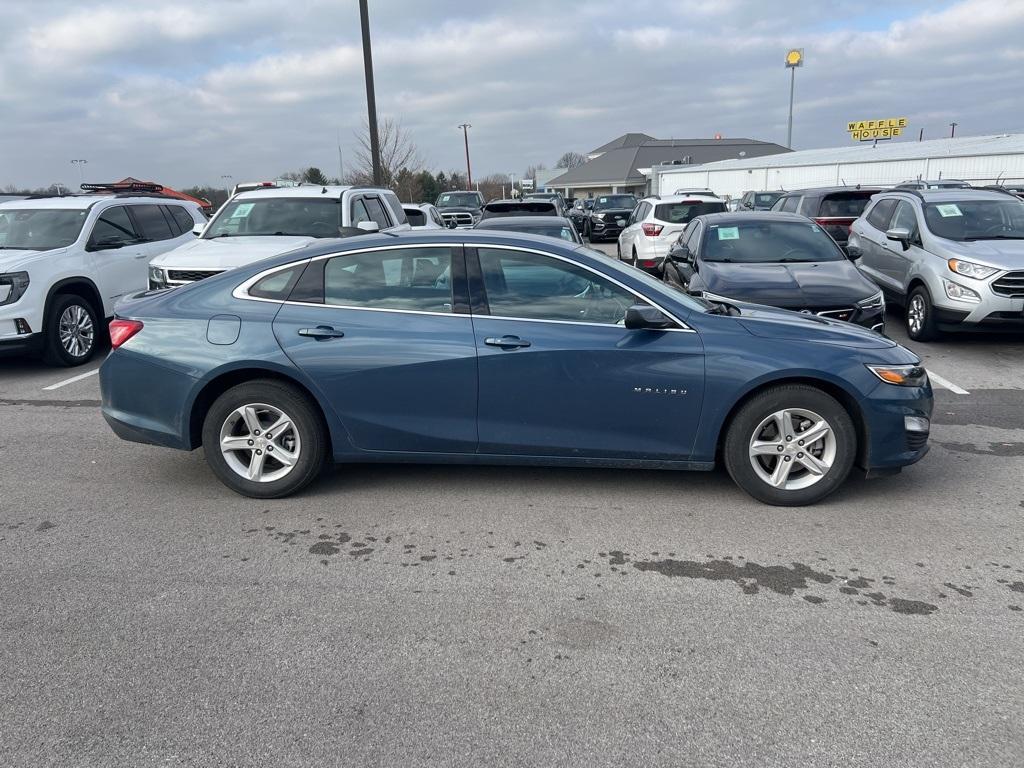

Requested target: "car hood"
[
  {"left": 149, "top": 236, "right": 314, "bottom": 269},
  {"left": 942, "top": 238, "right": 1024, "bottom": 267},
  {"left": 734, "top": 303, "right": 896, "bottom": 349},
  {"left": 592, "top": 208, "right": 633, "bottom": 217},
  {"left": 700, "top": 259, "right": 876, "bottom": 307},
  {"left": 0, "top": 247, "right": 65, "bottom": 271}
]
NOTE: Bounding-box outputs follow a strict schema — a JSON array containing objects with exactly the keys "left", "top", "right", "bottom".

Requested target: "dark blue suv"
[{"left": 99, "top": 230, "right": 932, "bottom": 506}]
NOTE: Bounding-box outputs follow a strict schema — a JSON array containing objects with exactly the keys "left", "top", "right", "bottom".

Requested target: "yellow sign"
[
  {"left": 785, "top": 49, "right": 803, "bottom": 67},
  {"left": 847, "top": 117, "right": 908, "bottom": 141}
]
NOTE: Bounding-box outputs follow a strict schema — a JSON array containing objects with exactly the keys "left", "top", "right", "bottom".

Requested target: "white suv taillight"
[{"left": 642, "top": 223, "right": 663, "bottom": 237}]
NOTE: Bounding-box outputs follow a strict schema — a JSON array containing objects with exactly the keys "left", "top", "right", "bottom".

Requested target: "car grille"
[
  {"left": 992, "top": 271, "right": 1024, "bottom": 298},
  {"left": 440, "top": 211, "right": 474, "bottom": 227},
  {"left": 167, "top": 269, "right": 224, "bottom": 284},
  {"left": 906, "top": 431, "right": 929, "bottom": 451},
  {"left": 807, "top": 306, "right": 857, "bottom": 322}
]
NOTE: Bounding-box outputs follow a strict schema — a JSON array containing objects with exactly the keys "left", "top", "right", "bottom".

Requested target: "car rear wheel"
[
  {"left": 906, "top": 285, "right": 939, "bottom": 341},
  {"left": 202, "top": 380, "right": 326, "bottom": 498},
  {"left": 631, "top": 247, "right": 639, "bottom": 267},
  {"left": 723, "top": 385, "right": 856, "bottom": 506},
  {"left": 43, "top": 294, "right": 100, "bottom": 367}
]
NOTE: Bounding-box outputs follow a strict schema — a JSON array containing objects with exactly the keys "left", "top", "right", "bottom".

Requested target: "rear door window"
[
  {"left": 890, "top": 201, "right": 920, "bottom": 237},
  {"left": 780, "top": 196, "right": 801, "bottom": 213},
  {"left": 168, "top": 205, "right": 196, "bottom": 234},
  {"left": 818, "top": 192, "right": 877, "bottom": 218},
  {"left": 130, "top": 204, "right": 175, "bottom": 241},
  {"left": 654, "top": 201, "right": 726, "bottom": 223},
  {"left": 323, "top": 246, "right": 453, "bottom": 312},
  {"left": 350, "top": 198, "right": 372, "bottom": 225},
  {"left": 866, "top": 199, "right": 898, "bottom": 231}
]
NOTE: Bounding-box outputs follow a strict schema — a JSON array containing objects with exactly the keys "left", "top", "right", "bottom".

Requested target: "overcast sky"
[{"left": 3, "top": 0, "right": 1023, "bottom": 190}]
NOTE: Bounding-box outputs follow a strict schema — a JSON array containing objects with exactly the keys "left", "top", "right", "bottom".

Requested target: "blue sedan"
[{"left": 99, "top": 230, "right": 932, "bottom": 506}]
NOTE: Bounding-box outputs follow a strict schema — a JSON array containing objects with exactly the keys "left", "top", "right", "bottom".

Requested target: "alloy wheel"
[
  {"left": 907, "top": 295, "right": 925, "bottom": 335},
  {"left": 748, "top": 408, "right": 836, "bottom": 491},
  {"left": 58, "top": 304, "right": 95, "bottom": 358},
  {"left": 219, "top": 403, "right": 301, "bottom": 483}
]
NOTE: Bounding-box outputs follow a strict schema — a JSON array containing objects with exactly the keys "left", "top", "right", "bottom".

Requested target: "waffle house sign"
[{"left": 847, "top": 117, "right": 907, "bottom": 142}]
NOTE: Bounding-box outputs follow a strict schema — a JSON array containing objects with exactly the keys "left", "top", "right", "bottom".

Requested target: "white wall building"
[{"left": 651, "top": 133, "right": 1024, "bottom": 199}]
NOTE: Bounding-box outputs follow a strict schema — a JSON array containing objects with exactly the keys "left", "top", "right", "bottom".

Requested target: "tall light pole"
[
  {"left": 221, "top": 175, "right": 233, "bottom": 194},
  {"left": 458, "top": 123, "right": 473, "bottom": 188},
  {"left": 949, "top": 122, "right": 958, "bottom": 138},
  {"left": 784, "top": 49, "right": 804, "bottom": 149},
  {"left": 509, "top": 171, "right": 516, "bottom": 198},
  {"left": 71, "top": 159, "right": 88, "bottom": 188},
  {"left": 358, "top": 0, "right": 382, "bottom": 186}
]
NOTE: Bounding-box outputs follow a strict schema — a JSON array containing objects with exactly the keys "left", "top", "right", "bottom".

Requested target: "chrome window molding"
[{"left": 232, "top": 242, "right": 694, "bottom": 331}]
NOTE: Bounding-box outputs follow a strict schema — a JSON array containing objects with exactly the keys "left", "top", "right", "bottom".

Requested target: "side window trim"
[{"left": 465, "top": 244, "right": 692, "bottom": 332}]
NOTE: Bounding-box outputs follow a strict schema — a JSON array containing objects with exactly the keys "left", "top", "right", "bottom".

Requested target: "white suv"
[
  {"left": 0, "top": 191, "right": 204, "bottom": 365},
  {"left": 149, "top": 185, "right": 409, "bottom": 290},
  {"left": 617, "top": 193, "right": 727, "bottom": 275}
]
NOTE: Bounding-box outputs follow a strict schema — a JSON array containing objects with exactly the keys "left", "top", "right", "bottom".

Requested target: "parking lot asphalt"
[{"left": 2, "top": 257, "right": 1023, "bottom": 766}]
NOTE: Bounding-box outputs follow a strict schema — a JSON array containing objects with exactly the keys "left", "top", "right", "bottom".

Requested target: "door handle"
[
  {"left": 484, "top": 335, "right": 531, "bottom": 349},
  {"left": 298, "top": 326, "right": 345, "bottom": 340},
  {"left": 133, "top": 253, "right": 148, "bottom": 259}
]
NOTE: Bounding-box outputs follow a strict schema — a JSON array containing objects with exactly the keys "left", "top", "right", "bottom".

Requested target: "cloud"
[{"left": 1, "top": 0, "right": 1022, "bottom": 190}]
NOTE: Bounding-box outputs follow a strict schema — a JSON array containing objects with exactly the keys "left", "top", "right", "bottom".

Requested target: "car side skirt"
[{"left": 331, "top": 450, "right": 716, "bottom": 472}]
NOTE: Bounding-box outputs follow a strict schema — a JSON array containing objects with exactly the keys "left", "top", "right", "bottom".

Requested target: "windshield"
[
  {"left": 754, "top": 193, "right": 781, "bottom": 207},
  {"left": 204, "top": 197, "right": 341, "bottom": 238},
  {"left": 436, "top": 192, "right": 481, "bottom": 208},
  {"left": 483, "top": 223, "right": 577, "bottom": 242},
  {"left": 923, "top": 199, "right": 1024, "bottom": 241},
  {"left": 0, "top": 209, "right": 87, "bottom": 250},
  {"left": 593, "top": 195, "right": 636, "bottom": 211},
  {"left": 702, "top": 220, "right": 844, "bottom": 263}
]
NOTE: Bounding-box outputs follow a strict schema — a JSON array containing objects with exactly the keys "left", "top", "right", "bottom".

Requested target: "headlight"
[
  {"left": 858, "top": 290, "right": 885, "bottom": 309},
  {"left": 942, "top": 278, "right": 981, "bottom": 303},
  {"left": 948, "top": 258, "right": 997, "bottom": 280},
  {"left": 866, "top": 364, "right": 929, "bottom": 387},
  {"left": 148, "top": 266, "right": 168, "bottom": 289},
  {"left": 702, "top": 290, "right": 742, "bottom": 304},
  {"left": 0, "top": 272, "right": 29, "bottom": 306}
]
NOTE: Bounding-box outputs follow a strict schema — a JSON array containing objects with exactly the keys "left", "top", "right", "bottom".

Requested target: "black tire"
[
  {"left": 43, "top": 293, "right": 100, "bottom": 367},
  {"left": 631, "top": 247, "right": 639, "bottom": 267},
  {"left": 905, "top": 285, "right": 940, "bottom": 342},
  {"left": 202, "top": 379, "right": 327, "bottom": 499},
  {"left": 723, "top": 385, "right": 857, "bottom": 506},
  {"left": 584, "top": 222, "right": 593, "bottom": 241}
]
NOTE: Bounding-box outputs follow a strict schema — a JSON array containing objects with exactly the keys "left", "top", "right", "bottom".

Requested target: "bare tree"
[
  {"left": 523, "top": 163, "right": 547, "bottom": 183},
  {"left": 555, "top": 152, "right": 586, "bottom": 169},
  {"left": 348, "top": 118, "right": 424, "bottom": 188}
]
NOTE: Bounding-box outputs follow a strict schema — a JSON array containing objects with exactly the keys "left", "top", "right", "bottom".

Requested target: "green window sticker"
[
  {"left": 936, "top": 204, "right": 962, "bottom": 217},
  {"left": 231, "top": 203, "right": 255, "bottom": 218},
  {"left": 717, "top": 226, "right": 740, "bottom": 240}
]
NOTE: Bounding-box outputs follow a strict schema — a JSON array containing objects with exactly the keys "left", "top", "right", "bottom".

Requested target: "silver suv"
[{"left": 849, "top": 188, "right": 1024, "bottom": 341}]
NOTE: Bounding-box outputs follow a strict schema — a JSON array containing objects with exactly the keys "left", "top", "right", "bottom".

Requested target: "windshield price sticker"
[
  {"left": 717, "top": 226, "right": 740, "bottom": 240},
  {"left": 936, "top": 204, "right": 963, "bottom": 217},
  {"left": 231, "top": 203, "right": 255, "bottom": 218}
]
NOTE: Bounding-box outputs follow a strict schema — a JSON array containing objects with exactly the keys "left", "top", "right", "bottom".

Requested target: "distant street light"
[
  {"left": 359, "top": 0, "right": 382, "bottom": 186},
  {"left": 784, "top": 49, "right": 804, "bottom": 149},
  {"left": 221, "top": 175, "right": 233, "bottom": 194},
  {"left": 459, "top": 123, "right": 473, "bottom": 188},
  {"left": 71, "top": 159, "right": 88, "bottom": 188},
  {"left": 950, "top": 122, "right": 958, "bottom": 138}
]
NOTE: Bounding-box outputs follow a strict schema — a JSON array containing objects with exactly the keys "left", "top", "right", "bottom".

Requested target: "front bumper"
[
  {"left": 860, "top": 380, "right": 933, "bottom": 472},
  {"left": 589, "top": 216, "right": 629, "bottom": 240},
  {"left": 0, "top": 329, "right": 43, "bottom": 356}
]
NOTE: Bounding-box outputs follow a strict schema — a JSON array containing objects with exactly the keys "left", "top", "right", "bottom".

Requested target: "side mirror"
[
  {"left": 743, "top": 201, "right": 753, "bottom": 209},
  {"left": 885, "top": 227, "right": 911, "bottom": 248},
  {"left": 624, "top": 304, "right": 675, "bottom": 330},
  {"left": 356, "top": 221, "right": 380, "bottom": 232},
  {"left": 845, "top": 244, "right": 863, "bottom": 259},
  {"left": 191, "top": 227, "right": 204, "bottom": 237},
  {"left": 669, "top": 244, "right": 692, "bottom": 262},
  {"left": 86, "top": 238, "right": 124, "bottom": 252}
]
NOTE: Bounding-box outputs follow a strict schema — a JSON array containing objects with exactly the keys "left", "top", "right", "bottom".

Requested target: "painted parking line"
[
  {"left": 42, "top": 368, "right": 100, "bottom": 391},
  {"left": 926, "top": 369, "right": 970, "bottom": 396}
]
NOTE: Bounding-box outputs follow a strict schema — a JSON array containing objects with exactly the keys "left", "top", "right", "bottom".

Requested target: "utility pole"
[
  {"left": 337, "top": 128, "right": 344, "bottom": 183},
  {"left": 949, "top": 122, "right": 958, "bottom": 138},
  {"left": 71, "top": 159, "right": 88, "bottom": 188},
  {"left": 784, "top": 49, "right": 804, "bottom": 149},
  {"left": 358, "top": 0, "right": 382, "bottom": 186},
  {"left": 459, "top": 123, "right": 473, "bottom": 188}
]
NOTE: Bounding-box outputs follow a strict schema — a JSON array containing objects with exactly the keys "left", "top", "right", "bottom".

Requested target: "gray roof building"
[{"left": 548, "top": 134, "right": 790, "bottom": 195}]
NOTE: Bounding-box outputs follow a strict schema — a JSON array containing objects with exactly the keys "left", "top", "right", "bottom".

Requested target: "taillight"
[
  {"left": 109, "top": 319, "right": 143, "bottom": 348},
  {"left": 642, "top": 223, "right": 663, "bottom": 236},
  {"left": 639, "top": 259, "right": 657, "bottom": 268}
]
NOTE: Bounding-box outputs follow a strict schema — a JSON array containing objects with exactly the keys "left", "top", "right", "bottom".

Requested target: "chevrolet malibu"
[{"left": 100, "top": 231, "right": 932, "bottom": 506}]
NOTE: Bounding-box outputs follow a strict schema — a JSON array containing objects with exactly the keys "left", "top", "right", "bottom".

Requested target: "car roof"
[
  {"left": 0, "top": 195, "right": 196, "bottom": 210},
  {"left": 644, "top": 194, "right": 722, "bottom": 203},
  {"left": 475, "top": 215, "right": 572, "bottom": 227},
  {"left": 780, "top": 186, "right": 886, "bottom": 196},
  {"left": 878, "top": 188, "right": 1015, "bottom": 203},
  {"left": 232, "top": 185, "right": 383, "bottom": 201},
  {"left": 696, "top": 211, "right": 810, "bottom": 225}
]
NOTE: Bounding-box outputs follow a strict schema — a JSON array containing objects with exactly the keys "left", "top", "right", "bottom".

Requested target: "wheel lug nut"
[
  {"left": 256, "top": 449, "right": 262, "bottom": 455},
  {"left": 784, "top": 456, "right": 792, "bottom": 462},
  {"left": 247, "top": 439, "right": 254, "bottom": 446},
  {"left": 266, "top": 433, "right": 272, "bottom": 439},
  {"left": 254, "top": 430, "right": 260, "bottom": 436},
  {"left": 777, "top": 445, "right": 784, "bottom": 452},
  {"left": 797, "top": 452, "right": 804, "bottom": 458},
  {"left": 786, "top": 435, "right": 793, "bottom": 441},
  {"left": 267, "top": 445, "right": 273, "bottom": 452},
  {"left": 798, "top": 440, "right": 804, "bottom": 446}
]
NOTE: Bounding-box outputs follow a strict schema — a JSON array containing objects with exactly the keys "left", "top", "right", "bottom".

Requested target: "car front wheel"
[
  {"left": 906, "top": 285, "right": 939, "bottom": 341},
  {"left": 202, "top": 380, "right": 327, "bottom": 498},
  {"left": 44, "top": 294, "right": 100, "bottom": 366},
  {"left": 723, "top": 385, "right": 856, "bottom": 506}
]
